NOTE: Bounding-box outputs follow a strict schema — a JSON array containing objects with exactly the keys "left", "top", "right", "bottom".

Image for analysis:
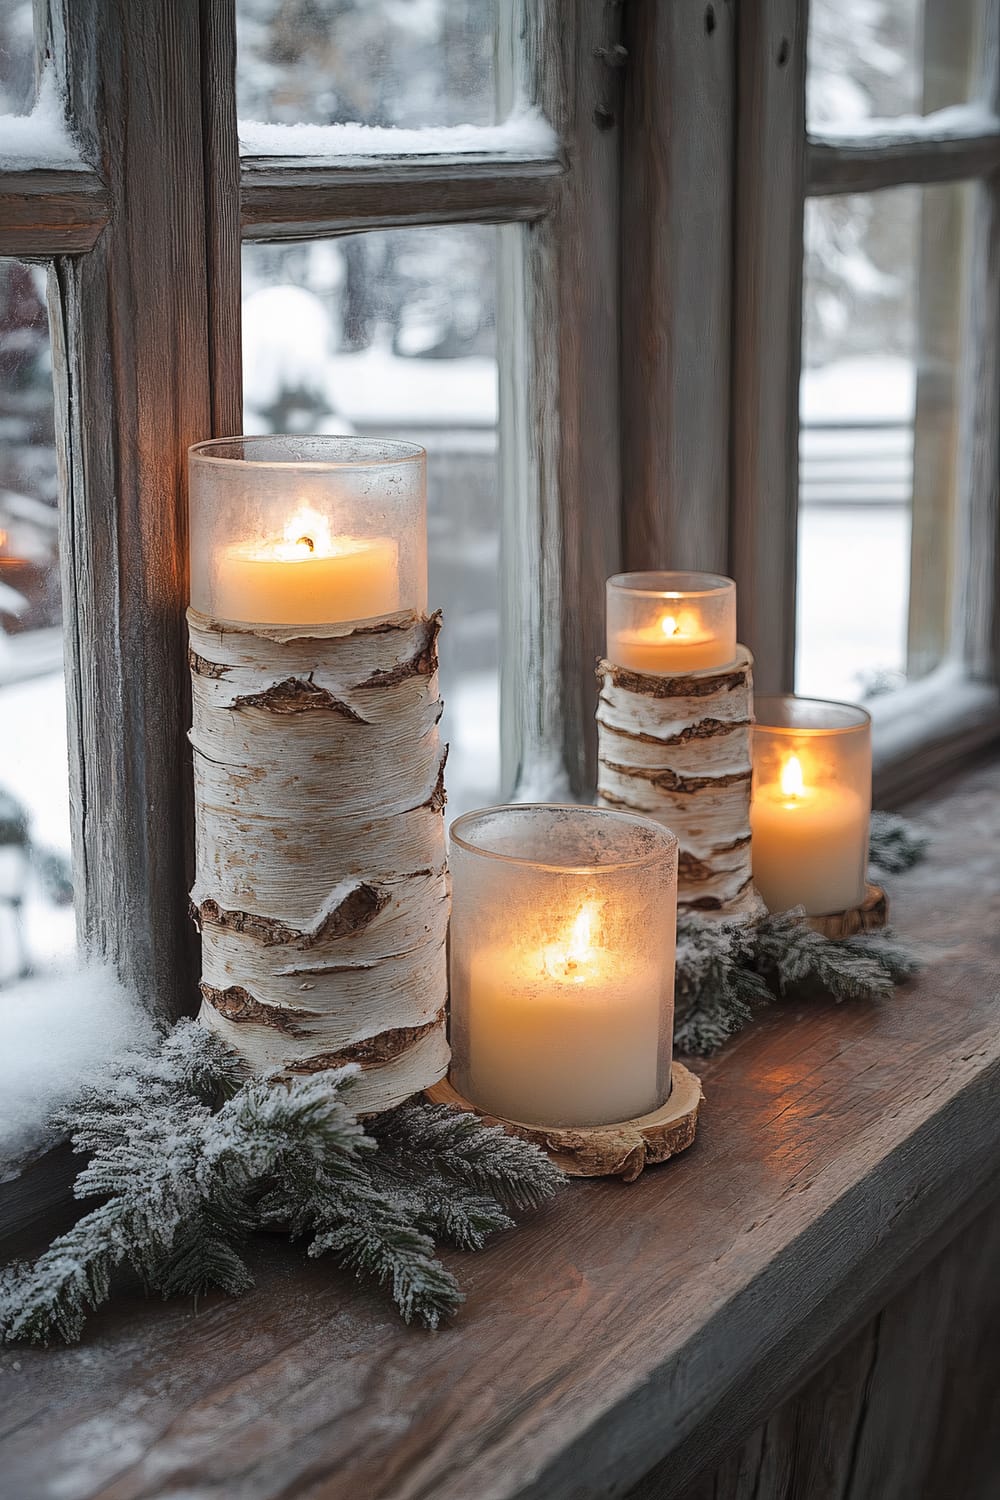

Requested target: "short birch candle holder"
[
  {"left": 597, "top": 572, "right": 755, "bottom": 916},
  {"left": 427, "top": 804, "right": 702, "bottom": 1181},
  {"left": 750, "top": 696, "right": 883, "bottom": 934},
  {"left": 187, "top": 436, "right": 449, "bottom": 1114}
]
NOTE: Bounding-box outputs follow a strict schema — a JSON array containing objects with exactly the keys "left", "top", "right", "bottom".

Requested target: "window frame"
[
  {"left": 733, "top": 0, "right": 1000, "bottom": 802},
  {"left": 1, "top": 0, "right": 998, "bottom": 1021}
]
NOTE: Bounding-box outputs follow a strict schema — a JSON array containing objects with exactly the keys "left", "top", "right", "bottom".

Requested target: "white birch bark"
[
  {"left": 596, "top": 648, "right": 755, "bottom": 914},
  {"left": 188, "top": 608, "right": 450, "bottom": 1112}
]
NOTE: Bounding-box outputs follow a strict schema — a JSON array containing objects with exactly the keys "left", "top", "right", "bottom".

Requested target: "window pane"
[
  {"left": 797, "top": 183, "right": 972, "bottom": 702},
  {"left": 0, "top": 260, "right": 75, "bottom": 983},
  {"left": 242, "top": 226, "right": 501, "bottom": 819},
  {"left": 807, "top": 0, "right": 980, "bottom": 130},
  {"left": 0, "top": 2, "right": 35, "bottom": 115},
  {"left": 237, "top": 0, "right": 497, "bottom": 129}
]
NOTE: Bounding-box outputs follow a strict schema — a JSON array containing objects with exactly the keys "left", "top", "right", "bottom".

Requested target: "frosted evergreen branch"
[
  {"left": 369, "top": 1101, "right": 565, "bottom": 1212},
  {"left": 868, "top": 811, "right": 930, "bottom": 874},
  {"left": 674, "top": 809, "right": 930, "bottom": 1056},
  {"left": 1, "top": 1024, "right": 561, "bottom": 1346}
]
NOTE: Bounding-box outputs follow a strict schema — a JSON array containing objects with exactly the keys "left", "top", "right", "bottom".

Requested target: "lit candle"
[
  {"left": 750, "top": 697, "right": 871, "bottom": 916},
  {"left": 606, "top": 572, "right": 737, "bottom": 674},
  {"left": 465, "top": 899, "right": 663, "bottom": 1126},
  {"left": 188, "top": 434, "right": 427, "bottom": 627},
  {"left": 449, "top": 804, "right": 677, "bottom": 1129},
  {"left": 214, "top": 504, "right": 399, "bottom": 626}
]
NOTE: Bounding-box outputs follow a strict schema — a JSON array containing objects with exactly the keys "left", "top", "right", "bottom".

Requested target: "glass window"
[
  {"left": 0, "top": 260, "right": 75, "bottom": 984},
  {"left": 0, "top": 2, "right": 36, "bottom": 115},
  {"left": 807, "top": 0, "right": 980, "bottom": 130},
  {"left": 236, "top": 0, "right": 498, "bottom": 129},
  {"left": 242, "top": 224, "right": 501, "bottom": 820},
  {"left": 797, "top": 182, "right": 972, "bottom": 702}
]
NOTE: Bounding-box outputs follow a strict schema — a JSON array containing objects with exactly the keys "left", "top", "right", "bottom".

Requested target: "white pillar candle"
[
  {"left": 214, "top": 505, "right": 399, "bottom": 626},
  {"left": 751, "top": 698, "right": 872, "bottom": 917},
  {"left": 448, "top": 804, "right": 677, "bottom": 1130},
  {"left": 465, "top": 902, "right": 663, "bottom": 1127}
]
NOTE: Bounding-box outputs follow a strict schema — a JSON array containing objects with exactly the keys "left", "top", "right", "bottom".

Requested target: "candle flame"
[
  {"left": 280, "top": 505, "right": 334, "bottom": 558},
  {"left": 780, "top": 754, "right": 805, "bottom": 799},
  {"left": 542, "top": 901, "right": 600, "bottom": 980},
  {"left": 659, "top": 613, "right": 679, "bottom": 638}
]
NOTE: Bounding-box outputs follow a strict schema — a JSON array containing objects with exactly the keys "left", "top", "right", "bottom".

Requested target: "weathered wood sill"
[{"left": 1, "top": 758, "right": 999, "bottom": 1500}]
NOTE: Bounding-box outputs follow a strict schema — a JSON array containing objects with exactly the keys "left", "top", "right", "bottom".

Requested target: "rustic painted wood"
[
  {"left": 2, "top": 759, "right": 998, "bottom": 1500},
  {"left": 241, "top": 154, "right": 563, "bottom": 240},
  {"left": 0, "top": 168, "right": 108, "bottom": 257},
  {"left": 596, "top": 651, "right": 754, "bottom": 913},
  {"left": 188, "top": 609, "right": 449, "bottom": 1112},
  {"left": 620, "top": 0, "right": 735, "bottom": 575},
  {"left": 41, "top": 0, "right": 241, "bottom": 1018},
  {"left": 958, "top": 6, "right": 1000, "bottom": 682},
  {"left": 494, "top": 0, "right": 625, "bottom": 801},
  {"left": 807, "top": 117, "right": 1000, "bottom": 197},
  {"left": 661, "top": 1196, "right": 1000, "bottom": 1500},
  {"left": 729, "top": 0, "right": 807, "bottom": 694},
  {"left": 427, "top": 1063, "right": 703, "bottom": 1182}
]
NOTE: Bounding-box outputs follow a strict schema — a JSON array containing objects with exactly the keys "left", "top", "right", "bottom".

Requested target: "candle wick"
[{"left": 296, "top": 536, "right": 315, "bottom": 552}]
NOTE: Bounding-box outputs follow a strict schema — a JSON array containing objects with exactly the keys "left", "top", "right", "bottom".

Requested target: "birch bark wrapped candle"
[
  {"left": 188, "top": 436, "right": 448, "bottom": 1114},
  {"left": 448, "top": 805, "right": 678, "bottom": 1129},
  {"left": 598, "top": 572, "right": 754, "bottom": 915},
  {"left": 751, "top": 696, "right": 871, "bottom": 917}
]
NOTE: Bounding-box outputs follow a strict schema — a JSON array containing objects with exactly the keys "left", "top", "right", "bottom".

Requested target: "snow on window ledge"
[
  {"left": 238, "top": 107, "right": 559, "bottom": 163},
  {"left": 0, "top": 68, "right": 85, "bottom": 172},
  {"left": 809, "top": 101, "right": 1000, "bottom": 147},
  {"left": 0, "top": 962, "right": 155, "bottom": 1178}
]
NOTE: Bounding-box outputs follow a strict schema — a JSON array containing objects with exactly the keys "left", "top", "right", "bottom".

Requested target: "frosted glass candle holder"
[
  {"left": 189, "top": 435, "right": 427, "bottom": 627},
  {"left": 606, "top": 571, "right": 737, "bottom": 674},
  {"left": 751, "top": 696, "right": 872, "bottom": 917},
  {"left": 449, "top": 804, "right": 678, "bottom": 1129}
]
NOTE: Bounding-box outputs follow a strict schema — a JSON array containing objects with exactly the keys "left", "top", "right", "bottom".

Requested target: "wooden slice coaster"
[
  {"left": 425, "top": 1061, "right": 703, "bottom": 1182},
  {"left": 807, "top": 882, "right": 888, "bottom": 940}
]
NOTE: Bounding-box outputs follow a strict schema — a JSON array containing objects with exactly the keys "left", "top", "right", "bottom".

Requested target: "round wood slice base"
[
  {"left": 425, "top": 1061, "right": 703, "bottom": 1182},
  {"left": 807, "top": 882, "right": 888, "bottom": 940}
]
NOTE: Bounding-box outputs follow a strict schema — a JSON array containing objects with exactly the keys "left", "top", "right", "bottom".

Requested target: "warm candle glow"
[
  {"left": 542, "top": 901, "right": 600, "bottom": 981},
  {"left": 214, "top": 508, "right": 400, "bottom": 626},
  {"left": 780, "top": 754, "right": 805, "bottom": 799},
  {"left": 751, "top": 699, "right": 871, "bottom": 917},
  {"left": 607, "top": 573, "right": 737, "bottom": 674}
]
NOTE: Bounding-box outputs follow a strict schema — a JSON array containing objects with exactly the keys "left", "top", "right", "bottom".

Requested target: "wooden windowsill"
[{"left": 2, "top": 757, "right": 999, "bottom": 1500}]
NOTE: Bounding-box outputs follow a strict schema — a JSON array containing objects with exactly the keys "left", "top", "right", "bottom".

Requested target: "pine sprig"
[
  {"left": 369, "top": 1102, "right": 564, "bottom": 1212},
  {"left": 868, "top": 810, "right": 930, "bottom": 874},
  {"left": 0, "top": 1022, "right": 563, "bottom": 1346}
]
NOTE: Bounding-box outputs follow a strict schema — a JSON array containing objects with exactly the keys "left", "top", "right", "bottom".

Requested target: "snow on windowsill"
[
  {"left": 809, "top": 100, "right": 1000, "bottom": 147},
  {"left": 0, "top": 963, "right": 155, "bottom": 1177},
  {"left": 239, "top": 107, "right": 558, "bottom": 162},
  {"left": 0, "top": 68, "right": 84, "bottom": 172}
]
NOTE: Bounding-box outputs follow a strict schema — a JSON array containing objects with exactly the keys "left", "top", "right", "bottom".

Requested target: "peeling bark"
[
  {"left": 189, "top": 608, "right": 450, "bottom": 1110},
  {"left": 200, "top": 983, "right": 314, "bottom": 1033},
  {"left": 230, "top": 676, "right": 368, "bottom": 720},
  {"left": 597, "top": 647, "right": 756, "bottom": 915},
  {"left": 286, "top": 1012, "right": 447, "bottom": 1072}
]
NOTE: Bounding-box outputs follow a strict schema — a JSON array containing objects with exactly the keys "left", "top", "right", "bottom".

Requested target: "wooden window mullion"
[{"left": 42, "top": 0, "right": 242, "bottom": 1016}]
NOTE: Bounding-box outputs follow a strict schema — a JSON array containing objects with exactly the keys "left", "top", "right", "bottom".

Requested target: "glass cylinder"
[
  {"left": 449, "top": 804, "right": 677, "bottom": 1128},
  {"left": 189, "top": 435, "right": 427, "bottom": 627},
  {"left": 606, "top": 571, "right": 737, "bottom": 674},
  {"left": 751, "top": 696, "right": 872, "bottom": 916}
]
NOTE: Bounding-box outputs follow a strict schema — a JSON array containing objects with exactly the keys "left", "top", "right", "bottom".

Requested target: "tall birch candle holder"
[
  {"left": 187, "top": 436, "right": 449, "bottom": 1115},
  {"left": 597, "top": 572, "right": 755, "bottom": 916},
  {"left": 428, "top": 804, "right": 702, "bottom": 1180}
]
